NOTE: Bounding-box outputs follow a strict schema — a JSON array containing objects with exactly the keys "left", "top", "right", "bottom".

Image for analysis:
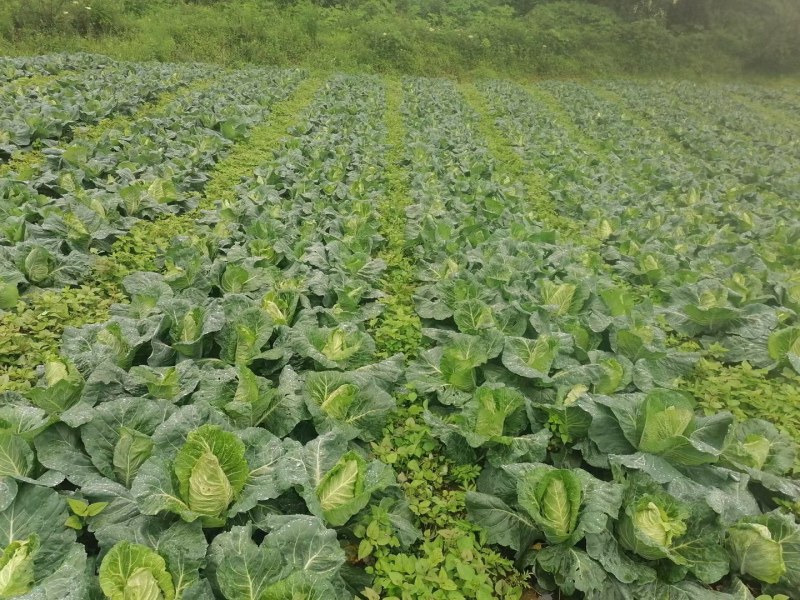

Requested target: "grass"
[
  {"left": 0, "top": 282, "right": 124, "bottom": 391},
  {"left": 368, "top": 78, "right": 422, "bottom": 361},
  {"left": 0, "top": 72, "right": 58, "bottom": 89},
  {"left": 2, "top": 1, "right": 798, "bottom": 79}
]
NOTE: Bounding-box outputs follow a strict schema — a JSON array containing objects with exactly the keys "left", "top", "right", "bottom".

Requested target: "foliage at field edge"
[{"left": 0, "top": 0, "right": 799, "bottom": 78}]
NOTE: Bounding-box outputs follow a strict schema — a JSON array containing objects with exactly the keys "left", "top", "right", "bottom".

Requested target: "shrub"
[
  {"left": 0, "top": 0, "right": 797, "bottom": 77},
  {"left": 8, "top": 0, "right": 128, "bottom": 37}
]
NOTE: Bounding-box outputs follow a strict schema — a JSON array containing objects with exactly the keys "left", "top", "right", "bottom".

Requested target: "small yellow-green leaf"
[
  {"left": 357, "top": 539, "right": 373, "bottom": 560},
  {"left": 65, "top": 515, "right": 83, "bottom": 530},
  {"left": 86, "top": 502, "right": 109, "bottom": 517},
  {"left": 67, "top": 498, "right": 90, "bottom": 516}
]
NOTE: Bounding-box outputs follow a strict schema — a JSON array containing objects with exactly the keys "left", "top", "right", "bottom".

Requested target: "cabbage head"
[
  {"left": 618, "top": 492, "right": 689, "bottom": 561},
  {"left": 99, "top": 542, "right": 175, "bottom": 600},
  {"left": 173, "top": 425, "right": 248, "bottom": 526}
]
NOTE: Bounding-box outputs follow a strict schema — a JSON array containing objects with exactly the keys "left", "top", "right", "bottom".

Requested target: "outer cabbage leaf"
[
  {"left": 532, "top": 546, "right": 606, "bottom": 596},
  {"left": 0, "top": 484, "right": 86, "bottom": 597},
  {"left": 207, "top": 518, "right": 346, "bottom": 600},
  {"left": 34, "top": 423, "right": 103, "bottom": 487},
  {"left": 0, "top": 432, "right": 35, "bottom": 481},
  {"left": 94, "top": 519, "right": 208, "bottom": 600},
  {"left": 464, "top": 492, "right": 539, "bottom": 553},
  {"left": 83, "top": 398, "right": 173, "bottom": 487},
  {"left": 726, "top": 511, "right": 800, "bottom": 593}
]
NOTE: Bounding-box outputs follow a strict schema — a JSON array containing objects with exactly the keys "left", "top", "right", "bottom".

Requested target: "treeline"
[
  {"left": 0, "top": 0, "right": 797, "bottom": 77},
  {"left": 594, "top": 0, "right": 800, "bottom": 71}
]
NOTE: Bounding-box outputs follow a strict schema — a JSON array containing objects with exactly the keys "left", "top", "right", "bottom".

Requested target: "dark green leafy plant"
[{"left": 2, "top": 56, "right": 800, "bottom": 600}]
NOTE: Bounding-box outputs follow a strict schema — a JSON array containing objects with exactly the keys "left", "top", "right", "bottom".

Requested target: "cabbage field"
[{"left": 1, "top": 54, "right": 800, "bottom": 599}]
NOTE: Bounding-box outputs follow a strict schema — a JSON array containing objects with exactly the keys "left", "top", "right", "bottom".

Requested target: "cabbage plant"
[
  {"left": 94, "top": 518, "right": 210, "bottom": 600},
  {"left": 303, "top": 366, "right": 396, "bottom": 442},
  {"left": 584, "top": 389, "right": 733, "bottom": 466},
  {"left": 164, "top": 300, "right": 225, "bottom": 360},
  {"left": 618, "top": 477, "right": 729, "bottom": 583},
  {"left": 618, "top": 491, "right": 689, "bottom": 561},
  {"left": 286, "top": 432, "right": 398, "bottom": 527},
  {"left": 132, "top": 412, "right": 297, "bottom": 527},
  {"left": 0, "top": 537, "right": 38, "bottom": 597},
  {"left": 260, "top": 288, "right": 301, "bottom": 326},
  {"left": 726, "top": 511, "right": 800, "bottom": 593},
  {"left": 26, "top": 360, "right": 84, "bottom": 418},
  {"left": 282, "top": 319, "right": 376, "bottom": 370},
  {"left": 424, "top": 383, "right": 550, "bottom": 466},
  {"left": 173, "top": 425, "right": 246, "bottom": 521},
  {"left": 768, "top": 326, "right": 800, "bottom": 374},
  {"left": 33, "top": 396, "right": 175, "bottom": 490},
  {"left": 466, "top": 463, "right": 623, "bottom": 595},
  {"left": 720, "top": 419, "right": 800, "bottom": 501}
]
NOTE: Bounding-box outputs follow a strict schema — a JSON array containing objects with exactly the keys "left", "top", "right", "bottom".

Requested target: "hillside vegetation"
[{"left": 0, "top": 0, "right": 798, "bottom": 78}]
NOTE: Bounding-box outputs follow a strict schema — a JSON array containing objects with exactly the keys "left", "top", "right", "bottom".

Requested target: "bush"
[
  {"left": 0, "top": 0, "right": 797, "bottom": 77},
  {"left": 714, "top": 0, "right": 800, "bottom": 72},
  {"left": 8, "top": 0, "right": 129, "bottom": 37}
]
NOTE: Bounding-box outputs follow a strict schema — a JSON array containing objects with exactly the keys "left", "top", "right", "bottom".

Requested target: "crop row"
[
  {"left": 610, "top": 80, "right": 800, "bottom": 155},
  {"left": 594, "top": 81, "right": 800, "bottom": 198},
  {"left": 0, "top": 67, "right": 306, "bottom": 296},
  {"left": 720, "top": 82, "right": 800, "bottom": 121},
  {"left": 0, "top": 74, "right": 426, "bottom": 598},
  {"left": 0, "top": 59, "right": 208, "bottom": 162},
  {"left": 0, "top": 68, "right": 306, "bottom": 389},
  {"left": 395, "top": 78, "right": 800, "bottom": 598},
  {"left": 546, "top": 80, "right": 800, "bottom": 243},
  {"left": 479, "top": 80, "right": 800, "bottom": 435},
  {"left": 482, "top": 81, "right": 799, "bottom": 378},
  {"left": 0, "top": 53, "right": 116, "bottom": 84},
  {"left": 0, "top": 66, "right": 799, "bottom": 600}
]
